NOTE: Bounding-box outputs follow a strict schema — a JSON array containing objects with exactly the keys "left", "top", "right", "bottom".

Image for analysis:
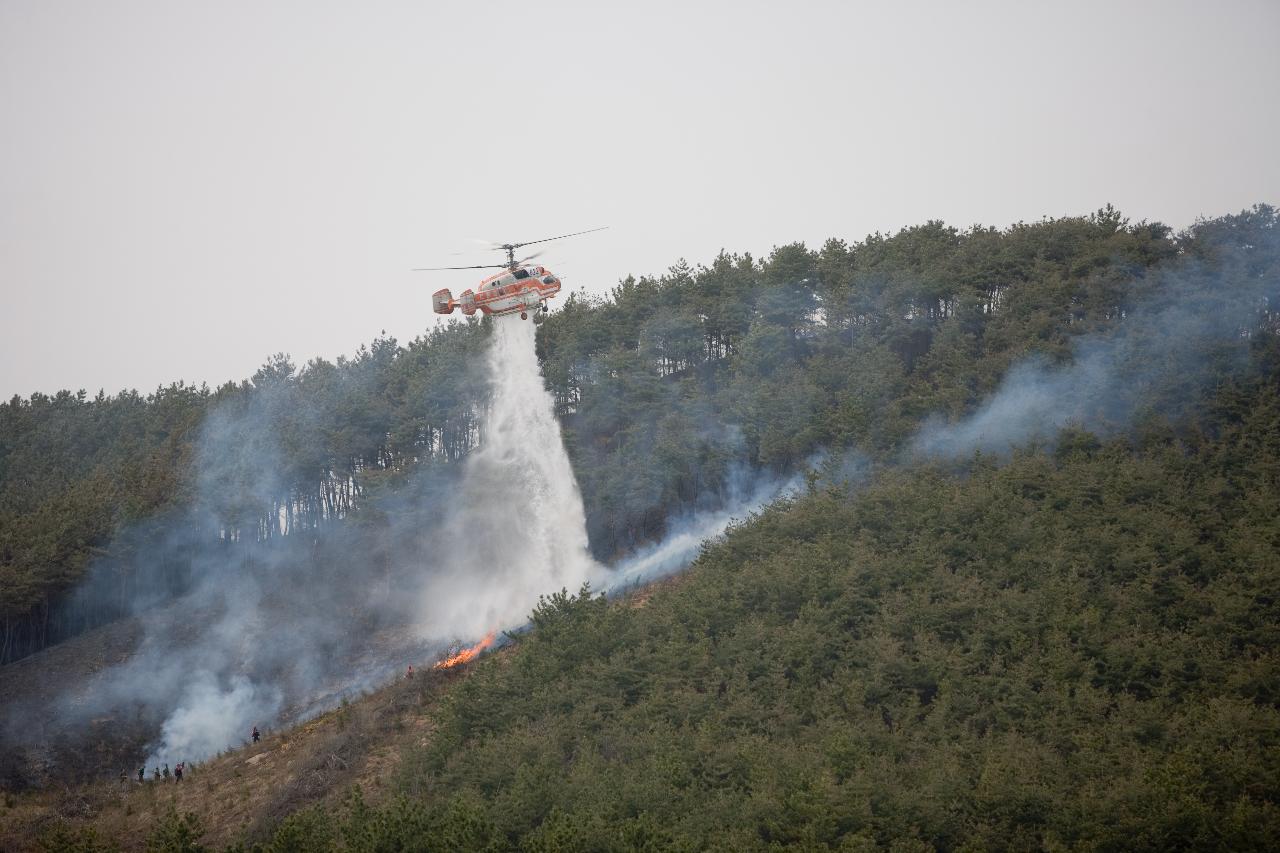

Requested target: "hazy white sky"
[{"left": 2, "top": 0, "right": 1278, "bottom": 399}]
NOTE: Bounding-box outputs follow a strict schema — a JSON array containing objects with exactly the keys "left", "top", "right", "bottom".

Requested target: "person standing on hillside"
[
  {"left": 162, "top": 763, "right": 169, "bottom": 780},
  {"left": 174, "top": 762, "right": 183, "bottom": 782},
  {"left": 152, "top": 767, "right": 160, "bottom": 782},
  {"left": 252, "top": 726, "right": 260, "bottom": 744},
  {"left": 137, "top": 766, "right": 145, "bottom": 783}
]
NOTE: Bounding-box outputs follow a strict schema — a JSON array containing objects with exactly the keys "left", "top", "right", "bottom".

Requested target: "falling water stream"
[{"left": 417, "top": 315, "right": 600, "bottom": 642}]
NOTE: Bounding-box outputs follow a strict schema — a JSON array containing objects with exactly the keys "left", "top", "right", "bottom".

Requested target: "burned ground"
[
  {"left": 0, "top": 647, "right": 491, "bottom": 852},
  {"left": 0, "top": 585, "right": 438, "bottom": 795}
]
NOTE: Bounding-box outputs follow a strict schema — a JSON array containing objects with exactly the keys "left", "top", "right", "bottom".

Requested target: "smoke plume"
[
  {"left": 107, "top": 314, "right": 599, "bottom": 768},
  {"left": 599, "top": 466, "right": 805, "bottom": 593},
  {"left": 912, "top": 233, "right": 1280, "bottom": 458}
]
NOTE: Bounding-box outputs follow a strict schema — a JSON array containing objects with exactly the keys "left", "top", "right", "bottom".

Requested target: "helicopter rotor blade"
[
  {"left": 449, "top": 237, "right": 516, "bottom": 256},
  {"left": 507, "top": 226, "right": 608, "bottom": 251},
  {"left": 411, "top": 264, "right": 509, "bottom": 271},
  {"left": 421, "top": 227, "right": 605, "bottom": 269}
]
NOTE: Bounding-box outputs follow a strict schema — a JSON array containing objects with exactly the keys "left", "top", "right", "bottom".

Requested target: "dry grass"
[{"left": 0, "top": 658, "right": 491, "bottom": 852}]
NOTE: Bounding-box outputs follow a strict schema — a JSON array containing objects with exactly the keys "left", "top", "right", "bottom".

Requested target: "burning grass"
[{"left": 431, "top": 632, "right": 496, "bottom": 671}]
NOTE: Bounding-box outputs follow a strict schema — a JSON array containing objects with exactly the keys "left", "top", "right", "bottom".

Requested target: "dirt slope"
[{"left": 0, "top": 656, "right": 486, "bottom": 852}]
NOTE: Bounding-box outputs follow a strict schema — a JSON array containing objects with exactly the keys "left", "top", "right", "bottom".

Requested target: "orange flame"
[{"left": 433, "top": 631, "right": 496, "bottom": 670}]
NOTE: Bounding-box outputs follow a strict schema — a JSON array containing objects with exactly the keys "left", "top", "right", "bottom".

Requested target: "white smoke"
[
  {"left": 132, "top": 315, "right": 601, "bottom": 768},
  {"left": 150, "top": 674, "right": 279, "bottom": 767},
  {"left": 416, "top": 315, "right": 601, "bottom": 641},
  {"left": 911, "top": 239, "right": 1279, "bottom": 459},
  {"left": 600, "top": 469, "right": 804, "bottom": 593},
  {"left": 911, "top": 347, "right": 1115, "bottom": 458}
]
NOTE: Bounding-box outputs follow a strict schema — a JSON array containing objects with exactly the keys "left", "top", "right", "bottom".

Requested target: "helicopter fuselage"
[{"left": 432, "top": 264, "right": 561, "bottom": 320}]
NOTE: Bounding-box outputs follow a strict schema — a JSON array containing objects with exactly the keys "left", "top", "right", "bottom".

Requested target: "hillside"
[
  {"left": 3, "top": 205, "right": 1279, "bottom": 849},
  {"left": 0, "top": 593, "right": 436, "bottom": 793},
  {"left": 250, "top": 376, "right": 1280, "bottom": 851},
  {"left": 8, "top": 372, "right": 1279, "bottom": 849},
  {"left": 1, "top": 653, "right": 481, "bottom": 851}
]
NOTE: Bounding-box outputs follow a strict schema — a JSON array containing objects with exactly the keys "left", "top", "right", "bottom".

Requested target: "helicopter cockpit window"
[
  {"left": 542, "top": 275, "right": 556, "bottom": 284},
  {"left": 513, "top": 268, "right": 530, "bottom": 280}
]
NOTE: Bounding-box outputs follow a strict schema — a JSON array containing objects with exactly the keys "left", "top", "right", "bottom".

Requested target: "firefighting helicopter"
[{"left": 415, "top": 227, "right": 606, "bottom": 322}]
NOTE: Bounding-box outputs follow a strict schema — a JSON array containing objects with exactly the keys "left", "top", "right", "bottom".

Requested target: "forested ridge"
[
  {"left": 7, "top": 204, "right": 1263, "bottom": 665},
  {"left": 6, "top": 203, "right": 1280, "bottom": 848},
  {"left": 239, "top": 371, "right": 1280, "bottom": 851}
]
